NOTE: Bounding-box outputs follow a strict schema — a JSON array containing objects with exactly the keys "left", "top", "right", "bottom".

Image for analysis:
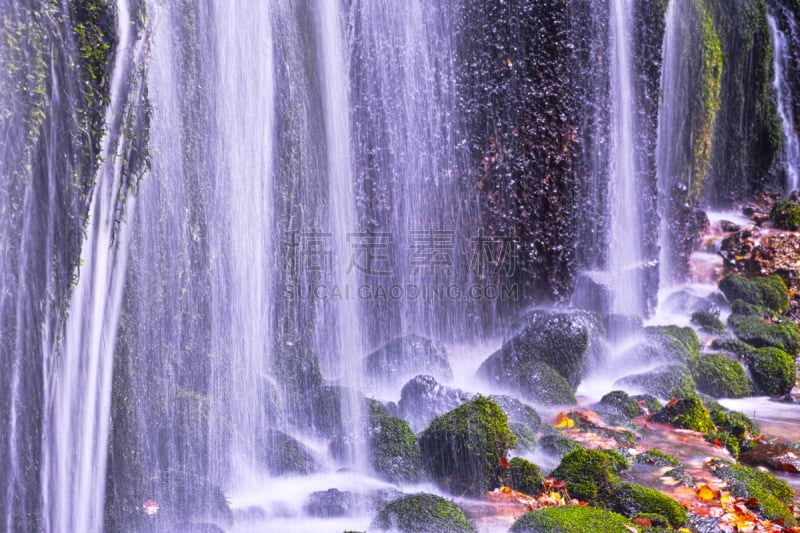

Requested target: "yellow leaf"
[
  {"left": 697, "top": 484, "right": 717, "bottom": 501},
  {"left": 500, "top": 486, "right": 512, "bottom": 493},
  {"left": 553, "top": 412, "right": 574, "bottom": 428}
]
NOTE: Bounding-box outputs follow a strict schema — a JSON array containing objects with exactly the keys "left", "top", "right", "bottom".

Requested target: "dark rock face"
[
  {"left": 303, "top": 489, "right": 361, "bottom": 518},
  {"left": 363, "top": 334, "right": 452, "bottom": 389},
  {"left": 457, "top": 0, "right": 581, "bottom": 304},
  {"left": 740, "top": 443, "right": 800, "bottom": 473}
]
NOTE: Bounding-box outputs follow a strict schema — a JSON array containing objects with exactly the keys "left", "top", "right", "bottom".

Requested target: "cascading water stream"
[
  {"left": 768, "top": 14, "right": 800, "bottom": 195},
  {"left": 42, "top": 0, "right": 143, "bottom": 530},
  {"left": 608, "top": 0, "right": 644, "bottom": 315},
  {"left": 210, "top": 0, "right": 276, "bottom": 485},
  {"left": 656, "top": 0, "right": 692, "bottom": 288}
]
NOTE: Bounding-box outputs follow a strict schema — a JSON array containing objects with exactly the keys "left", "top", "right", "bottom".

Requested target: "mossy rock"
[
  {"left": 691, "top": 310, "right": 726, "bottom": 334},
  {"left": 493, "top": 308, "right": 606, "bottom": 388},
  {"left": 478, "top": 353, "right": 577, "bottom": 405},
  {"left": 715, "top": 463, "right": 796, "bottom": 526},
  {"left": 537, "top": 433, "right": 582, "bottom": 459},
  {"left": 260, "top": 429, "right": 324, "bottom": 476},
  {"left": 510, "top": 505, "right": 635, "bottom": 532},
  {"left": 492, "top": 395, "right": 542, "bottom": 430},
  {"left": 632, "top": 394, "right": 662, "bottom": 414},
  {"left": 614, "top": 364, "right": 696, "bottom": 399},
  {"left": 367, "top": 400, "right": 422, "bottom": 483},
  {"left": 771, "top": 198, "right": 800, "bottom": 230},
  {"left": 719, "top": 274, "right": 790, "bottom": 314},
  {"left": 618, "top": 326, "right": 700, "bottom": 368},
  {"left": 509, "top": 422, "right": 537, "bottom": 453},
  {"left": 397, "top": 375, "right": 473, "bottom": 433},
  {"left": 370, "top": 493, "right": 476, "bottom": 533},
  {"left": 634, "top": 449, "right": 681, "bottom": 467},
  {"left": 745, "top": 347, "right": 797, "bottom": 396},
  {"left": 710, "top": 336, "right": 757, "bottom": 355},
  {"left": 364, "top": 334, "right": 452, "bottom": 388},
  {"left": 610, "top": 482, "right": 688, "bottom": 528},
  {"left": 418, "top": 396, "right": 516, "bottom": 497},
  {"left": 690, "top": 353, "right": 752, "bottom": 398},
  {"left": 707, "top": 403, "right": 759, "bottom": 458},
  {"left": 727, "top": 314, "right": 800, "bottom": 354},
  {"left": 549, "top": 448, "right": 628, "bottom": 502},
  {"left": 508, "top": 457, "right": 544, "bottom": 495},
  {"left": 650, "top": 397, "right": 715, "bottom": 433},
  {"left": 596, "top": 390, "right": 645, "bottom": 419}
]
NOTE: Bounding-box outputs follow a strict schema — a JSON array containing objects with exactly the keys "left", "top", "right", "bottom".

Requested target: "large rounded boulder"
[{"left": 418, "top": 396, "right": 516, "bottom": 497}]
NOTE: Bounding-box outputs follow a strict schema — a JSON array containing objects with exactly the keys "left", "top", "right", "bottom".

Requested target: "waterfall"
[
  {"left": 608, "top": 0, "right": 644, "bottom": 314},
  {"left": 769, "top": 14, "right": 800, "bottom": 195},
  {"left": 42, "top": 0, "right": 144, "bottom": 530},
  {"left": 656, "top": 0, "right": 692, "bottom": 288}
]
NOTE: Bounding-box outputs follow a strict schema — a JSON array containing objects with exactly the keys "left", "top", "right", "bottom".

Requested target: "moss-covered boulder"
[
  {"left": 728, "top": 313, "right": 800, "bottom": 354},
  {"left": 549, "top": 448, "right": 629, "bottom": 502},
  {"left": 714, "top": 463, "right": 796, "bottom": 525},
  {"left": 366, "top": 400, "right": 422, "bottom": 483},
  {"left": 507, "top": 457, "right": 544, "bottom": 495},
  {"left": 617, "top": 326, "right": 701, "bottom": 368},
  {"left": 744, "top": 347, "right": 797, "bottom": 396},
  {"left": 614, "top": 364, "right": 696, "bottom": 399},
  {"left": 706, "top": 401, "right": 759, "bottom": 458},
  {"left": 364, "top": 334, "right": 452, "bottom": 388},
  {"left": 595, "top": 390, "right": 645, "bottom": 419},
  {"left": 370, "top": 493, "right": 476, "bottom": 533},
  {"left": 510, "top": 506, "right": 635, "bottom": 532},
  {"left": 719, "top": 274, "right": 789, "bottom": 314},
  {"left": 691, "top": 310, "right": 727, "bottom": 334},
  {"left": 509, "top": 423, "right": 538, "bottom": 453},
  {"left": 771, "top": 198, "right": 800, "bottom": 230},
  {"left": 711, "top": 336, "right": 758, "bottom": 355},
  {"left": 690, "top": 353, "right": 752, "bottom": 398},
  {"left": 397, "top": 375, "right": 473, "bottom": 432},
  {"left": 480, "top": 309, "right": 605, "bottom": 392},
  {"left": 537, "top": 433, "right": 582, "bottom": 459},
  {"left": 418, "top": 396, "right": 516, "bottom": 497},
  {"left": 650, "top": 397, "right": 715, "bottom": 433},
  {"left": 259, "top": 429, "right": 324, "bottom": 475},
  {"left": 478, "top": 353, "right": 577, "bottom": 405},
  {"left": 611, "top": 482, "right": 688, "bottom": 528}
]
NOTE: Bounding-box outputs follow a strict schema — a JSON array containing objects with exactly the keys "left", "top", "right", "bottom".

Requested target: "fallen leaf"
[
  {"left": 553, "top": 412, "right": 574, "bottom": 428},
  {"left": 633, "top": 516, "right": 652, "bottom": 527},
  {"left": 697, "top": 484, "right": 718, "bottom": 501},
  {"left": 500, "top": 456, "right": 509, "bottom": 468}
]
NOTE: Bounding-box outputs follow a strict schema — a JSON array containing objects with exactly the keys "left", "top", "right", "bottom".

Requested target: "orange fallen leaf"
[
  {"left": 633, "top": 516, "right": 652, "bottom": 527},
  {"left": 666, "top": 397, "right": 682, "bottom": 408},
  {"left": 500, "top": 456, "right": 509, "bottom": 468}
]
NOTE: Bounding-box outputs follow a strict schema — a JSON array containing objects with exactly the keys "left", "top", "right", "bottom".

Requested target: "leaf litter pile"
[{"left": 478, "top": 402, "right": 799, "bottom": 532}]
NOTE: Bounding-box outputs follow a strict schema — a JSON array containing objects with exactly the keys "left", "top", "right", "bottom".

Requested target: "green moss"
[
  {"left": 597, "top": 390, "right": 645, "bottom": 419},
  {"left": 647, "top": 326, "right": 702, "bottom": 362},
  {"left": 419, "top": 396, "right": 516, "bottom": 497},
  {"left": 549, "top": 448, "right": 629, "bottom": 502},
  {"left": 367, "top": 401, "right": 422, "bottom": 483},
  {"left": 728, "top": 314, "right": 800, "bottom": 354},
  {"left": 508, "top": 457, "right": 544, "bottom": 495},
  {"left": 632, "top": 394, "right": 662, "bottom": 414},
  {"left": 719, "top": 274, "right": 790, "bottom": 314},
  {"left": 614, "top": 364, "right": 696, "bottom": 399},
  {"left": 634, "top": 449, "right": 681, "bottom": 467},
  {"left": 260, "top": 430, "right": 323, "bottom": 476},
  {"left": 711, "top": 336, "right": 757, "bottom": 355},
  {"left": 771, "top": 198, "right": 800, "bottom": 230},
  {"left": 510, "top": 506, "right": 635, "bottom": 533},
  {"left": 611, "top": 482, "right": 688, "bottom": 528},
  {"left": 689, "top": 0, "right": 723, "bottom": 199},
  {"left": 691, "top": 310, "right": 727, "bottom": 334},
  {"left": 715, "top": 464, "right": 796, "bottom": 525},
  {"left": 370, "top": 493, "right": 476, "bottom": 533},
  {"left": 707, "top": 405, "right": 758, "bottom": 458},
  {"left": 690, "top": 353, "right": 752, "bottom": 398},
  {"left": 745, "top": 347, "right": 797, "bottom": 396},
  {"left": 651, "top": 397, "right": 715, "bottom": 433},
  {"left": 509, "top": 422, "right": 537, "bottom": 453},
  {"left": 635, "top": 513, "right": 670, "bottom": 528}
]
